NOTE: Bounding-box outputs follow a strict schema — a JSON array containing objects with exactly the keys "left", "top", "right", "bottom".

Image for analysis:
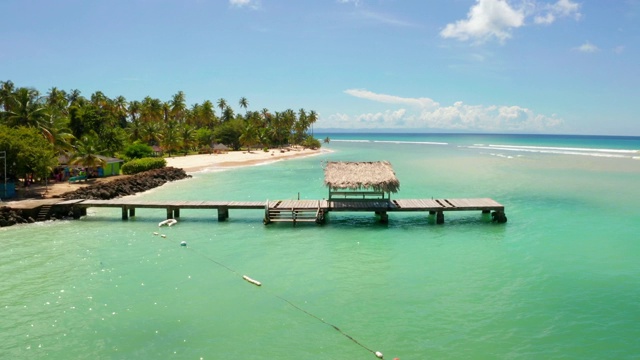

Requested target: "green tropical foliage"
[
  {"left": 0, "top": 125, "right": 57, "bottom": 183},
  {"left": 0, "top": 79, "right": 321, "bottom": 183},
  {"left": 69, "top": 135, "right": 107, "bottom": 169},
  {"left": 121, "top": 157, "right": 167, "bottom": 175},
  {"left": 123, "top": 143, "right": 153, "bottom": 160}
]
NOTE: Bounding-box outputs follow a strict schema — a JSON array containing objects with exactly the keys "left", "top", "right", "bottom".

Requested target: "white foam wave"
[
  {"left": 469, "top": 145, "right": 635, "bottom": 159},
  {"left": 373, "top": 140, "right": 449, "bottom": 145},
  {"left": 488, "top": 144, "right": 638, "bottom": 154},
  {"left": 330, "top": 139, "right": 371, "bottom": 143}
]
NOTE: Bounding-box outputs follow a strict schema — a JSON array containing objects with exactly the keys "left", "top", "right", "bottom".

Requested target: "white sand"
[
  {"left": 6, "top": 147, "right": 326, "bottom": 201},
  {"left": 164, "top": 147, "right": 324, "bottom": 172}
]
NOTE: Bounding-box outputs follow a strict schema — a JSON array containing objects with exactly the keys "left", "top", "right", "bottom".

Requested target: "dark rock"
[{"left": 61, "top": 167, "right": 191, "bottom": 201}]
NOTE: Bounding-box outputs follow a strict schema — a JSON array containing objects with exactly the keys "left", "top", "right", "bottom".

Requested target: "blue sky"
[{"left": 1, "top": 0, "right": 639, "bottom": 135}]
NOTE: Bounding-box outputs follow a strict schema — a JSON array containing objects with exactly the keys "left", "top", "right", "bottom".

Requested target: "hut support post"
[
  {"left": 129, "top": 208, "right": 136, "bottom": 217},
  {"left": 492, "top": 210, "right": 507, "bottom": 223},
  {"left": 71, "top": 206, "right": 84, "bottom": 219},
  {"left": 173, "top": 208, "right": 180, "bottom": 219},
  {"left": 436, "top": 211, "right": 444, "bottom": 225},
  {"left": 166, "top": 208, "right": 173, "bottom": 219},
  {"left": 218, "top": 207, "right": 229, "bottom": 221},
  {"left": 122, "top": 206, "right": 128, "bottom": 220},
  {"left": 378, "top": 211, "right": 388, "bottom": 224}
]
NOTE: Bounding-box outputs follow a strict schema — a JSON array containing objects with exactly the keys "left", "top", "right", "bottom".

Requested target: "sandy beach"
[
  {"left": 164, "top": 147, "right": 322, "bottom": 172},
  {"left": 4, "top": 147, "right": 324, "bottom": 202}
]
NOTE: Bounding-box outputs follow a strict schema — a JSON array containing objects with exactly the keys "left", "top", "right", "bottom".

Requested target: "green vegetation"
[
  {"left": 0, "top": 80, "right": 321, "bottom": 182},
  {"left": 0, "top": 125, "right": 57, "bottom": 184},
  {"left": 123, "top": 142, "right": 153, "bottom": 160},
  {"left": 121, "top": 158, "right": 167, "bottom": 175}
]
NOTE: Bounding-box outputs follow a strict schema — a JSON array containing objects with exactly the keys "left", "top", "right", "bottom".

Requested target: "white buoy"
[
  {"left": 153, "top": 232, "right": 159, "bottom": 236},
  {"left": 242, "top": 275, "right": 262, "bottom": 286},
  {"left": 160, "top": 234, "right": 166, "bottom": 238},
  {"left": 375, "top": 351, "right": 384, "bottom": 359},
  {"left": 180, "top": 241, "right": 187, "bottom": 247}
]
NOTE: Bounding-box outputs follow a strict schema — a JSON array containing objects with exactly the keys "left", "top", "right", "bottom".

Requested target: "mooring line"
[
  {"left": 185, "top": 246, "right": 383, "bottom": 358},
  {"left": 272, "top": 293, "right": 379, "bottom": 357}
]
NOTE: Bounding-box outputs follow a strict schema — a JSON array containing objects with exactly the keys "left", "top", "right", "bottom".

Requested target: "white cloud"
[
  {"left": 535, "top": 0, "right": 581, "bottom": 24},
  {"left": 320, "top": 89, "right": 563, "bottom": 132},
  {"left": 534, "top": 13, "right": 555, "bottom": 24},
  {"left": 552, "top": 0, "right": 581, "bottom": 18},
  {"left": 230, "top": 0, "right": 250, "bottom": 6},
  {"left": 414, "top": 101, "right": 561, "bottom": 131},
  {"left": 442, "top": 0, "right": 582, "bottom": 42},
  {"left": 229, "top": 0, "right": 259, "bottom": 9},
  {"left": 344, "top": 89, "right": 439, "bottom": 109},
  {"left": 337, "top": 0, "right": 362, "bottom": 6},
  {"left": 360, "top": 10, "right": 418, "bottom": 28},
  {"left": 440, "top": 0, "right": 525, "bottom": 43},
  {"left": 575, "top": 42, "right": 599, "bottom": 53}
]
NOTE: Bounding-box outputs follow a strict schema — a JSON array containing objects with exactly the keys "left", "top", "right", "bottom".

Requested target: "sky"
[{"left": 1, "top": 0, "right": 639, "bottom": 135}]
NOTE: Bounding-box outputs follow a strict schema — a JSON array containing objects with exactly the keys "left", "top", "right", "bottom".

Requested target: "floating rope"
[{"left": 187, "top": 246, "right": 384, "bottom": 358}]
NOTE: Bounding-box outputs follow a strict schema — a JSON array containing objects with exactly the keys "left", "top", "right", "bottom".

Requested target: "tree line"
[{"left": 0, "top": 80, "right": 321, "bottom": 184}]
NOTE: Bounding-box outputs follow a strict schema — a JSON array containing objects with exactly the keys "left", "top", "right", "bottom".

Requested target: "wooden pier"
[{"left": 56, "top": 197, "right": 507, "bottom": 225}]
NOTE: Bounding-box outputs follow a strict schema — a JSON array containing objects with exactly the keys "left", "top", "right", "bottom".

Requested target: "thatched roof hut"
[{"left": 323, "top": 161, "right": 400, "bottom": 193}]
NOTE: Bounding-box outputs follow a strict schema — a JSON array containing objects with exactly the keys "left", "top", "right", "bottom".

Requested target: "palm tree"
[
  {"left": 67, "top": 89, "right": 83, "bottom": 106},
  {"left": 2, "top": 87, "right": 51, "bottom": 140},
  {"left": 42, "top": 105, "right": 75, "bottom": 156},
  {"left": 140, "top": 96, "right": 163, "bottom": 124},
  {"left": 69, "top": 135, "right": 107, "bottom": 169},
  {"left": 201, "top": 100, "right": 217, "bottom": 129},
  {"left": 239, "top": 122, "right": 258, "bottom": 152},
  {"left": 0, "top": 80, "right": 16, "bottom": 113},
  {"left": 128, "top": 118, "right": 143, "bottom": 143},
  {"left": 179, "top": 124, "right": 195, "bottom": 155},
  {"left": 170, "top": 91, "right": 187, "bottom": 124},
  {"left": 141, "top": 121, "right": 163, "bottom": 146},
  {"left": 308, "top": 110, "right": 318, "bottom": 136},
  {"left": 128, "top": 100, "right": 141, "bottom": 122},
  {"left": 161, "top": 120, "right": 179, "bottom": 156},
  {"left": 261, "top": 108, "right": 271, "bottom": 127},
  {"left": 112, "top": 95, "right": 128, "bottom": 128},
  {"left": 222, "top": 106, "right": 235, "bottom": 123},
  {"left": 90, "top": 91, "right": 108, "bottom": 108},
  {"left": 239, "top": 97, "right": 248, "bottom": 113},
  {"left": 217, "top": 98, "right": 227, "bottom": 118},
  {"left": 46, "top": 87, "right": 68, "bottom": 116}
]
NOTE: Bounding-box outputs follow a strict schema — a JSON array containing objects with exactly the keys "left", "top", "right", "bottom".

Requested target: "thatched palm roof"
[{"left": 324, "top": 161, "right": 400, "bottom": 193}]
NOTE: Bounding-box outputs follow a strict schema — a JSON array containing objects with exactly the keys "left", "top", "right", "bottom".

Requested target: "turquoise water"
[{"left": 2, "top": 133, "right": 639, "bottom": 359}]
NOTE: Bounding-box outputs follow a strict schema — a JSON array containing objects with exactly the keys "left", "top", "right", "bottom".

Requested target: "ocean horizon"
[{"left": 1, "top": 132, "right": 639, "bottom": 359}]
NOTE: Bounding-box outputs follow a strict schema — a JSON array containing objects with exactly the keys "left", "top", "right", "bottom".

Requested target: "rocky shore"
[
  {"left": 0, "top": 207, "right": 33, "bottom": 227},
  {"left": 0, "top": 167, "right": 191, "bottom": 228},
  {"left": 59, "top": 167, "right": 191, "bottom": 200}
]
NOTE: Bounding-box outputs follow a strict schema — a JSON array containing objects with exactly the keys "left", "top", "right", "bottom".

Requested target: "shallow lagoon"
[{"left": 2, "top": 133, "right": 639, "bottom": 359}]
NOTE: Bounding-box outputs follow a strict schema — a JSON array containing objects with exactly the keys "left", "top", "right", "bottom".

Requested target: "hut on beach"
[
  {"left": 212, "top": 143, "right": 230, "bottom": 154},
  {"left": 323, "top": 161, "right": 400, "bottom": 200}
]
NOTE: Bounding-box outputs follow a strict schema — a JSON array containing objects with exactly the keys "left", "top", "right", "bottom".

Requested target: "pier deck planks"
[{"left": 65, "top": 197, "right": 505, "bottom": 222}]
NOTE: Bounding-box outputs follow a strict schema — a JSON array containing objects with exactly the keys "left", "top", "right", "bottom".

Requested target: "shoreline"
[
  {"left": 166, "top": 147, "right": 326, "bottom": 173},
  {"left": 2, "top": 147, "right": 327, "bottom": 205}
]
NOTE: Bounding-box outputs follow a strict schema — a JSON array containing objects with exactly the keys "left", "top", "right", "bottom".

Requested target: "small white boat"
[{"left": 158, "top": 219, "right": 178, "bottom": 227}]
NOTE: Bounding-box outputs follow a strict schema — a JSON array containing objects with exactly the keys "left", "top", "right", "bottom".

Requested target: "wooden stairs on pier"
[
  {"left": 36, "top": 204, "right": 52, "bottom": 221},
  {"left": 264, "top": 200, "right": 326, "bottom": 225}
]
